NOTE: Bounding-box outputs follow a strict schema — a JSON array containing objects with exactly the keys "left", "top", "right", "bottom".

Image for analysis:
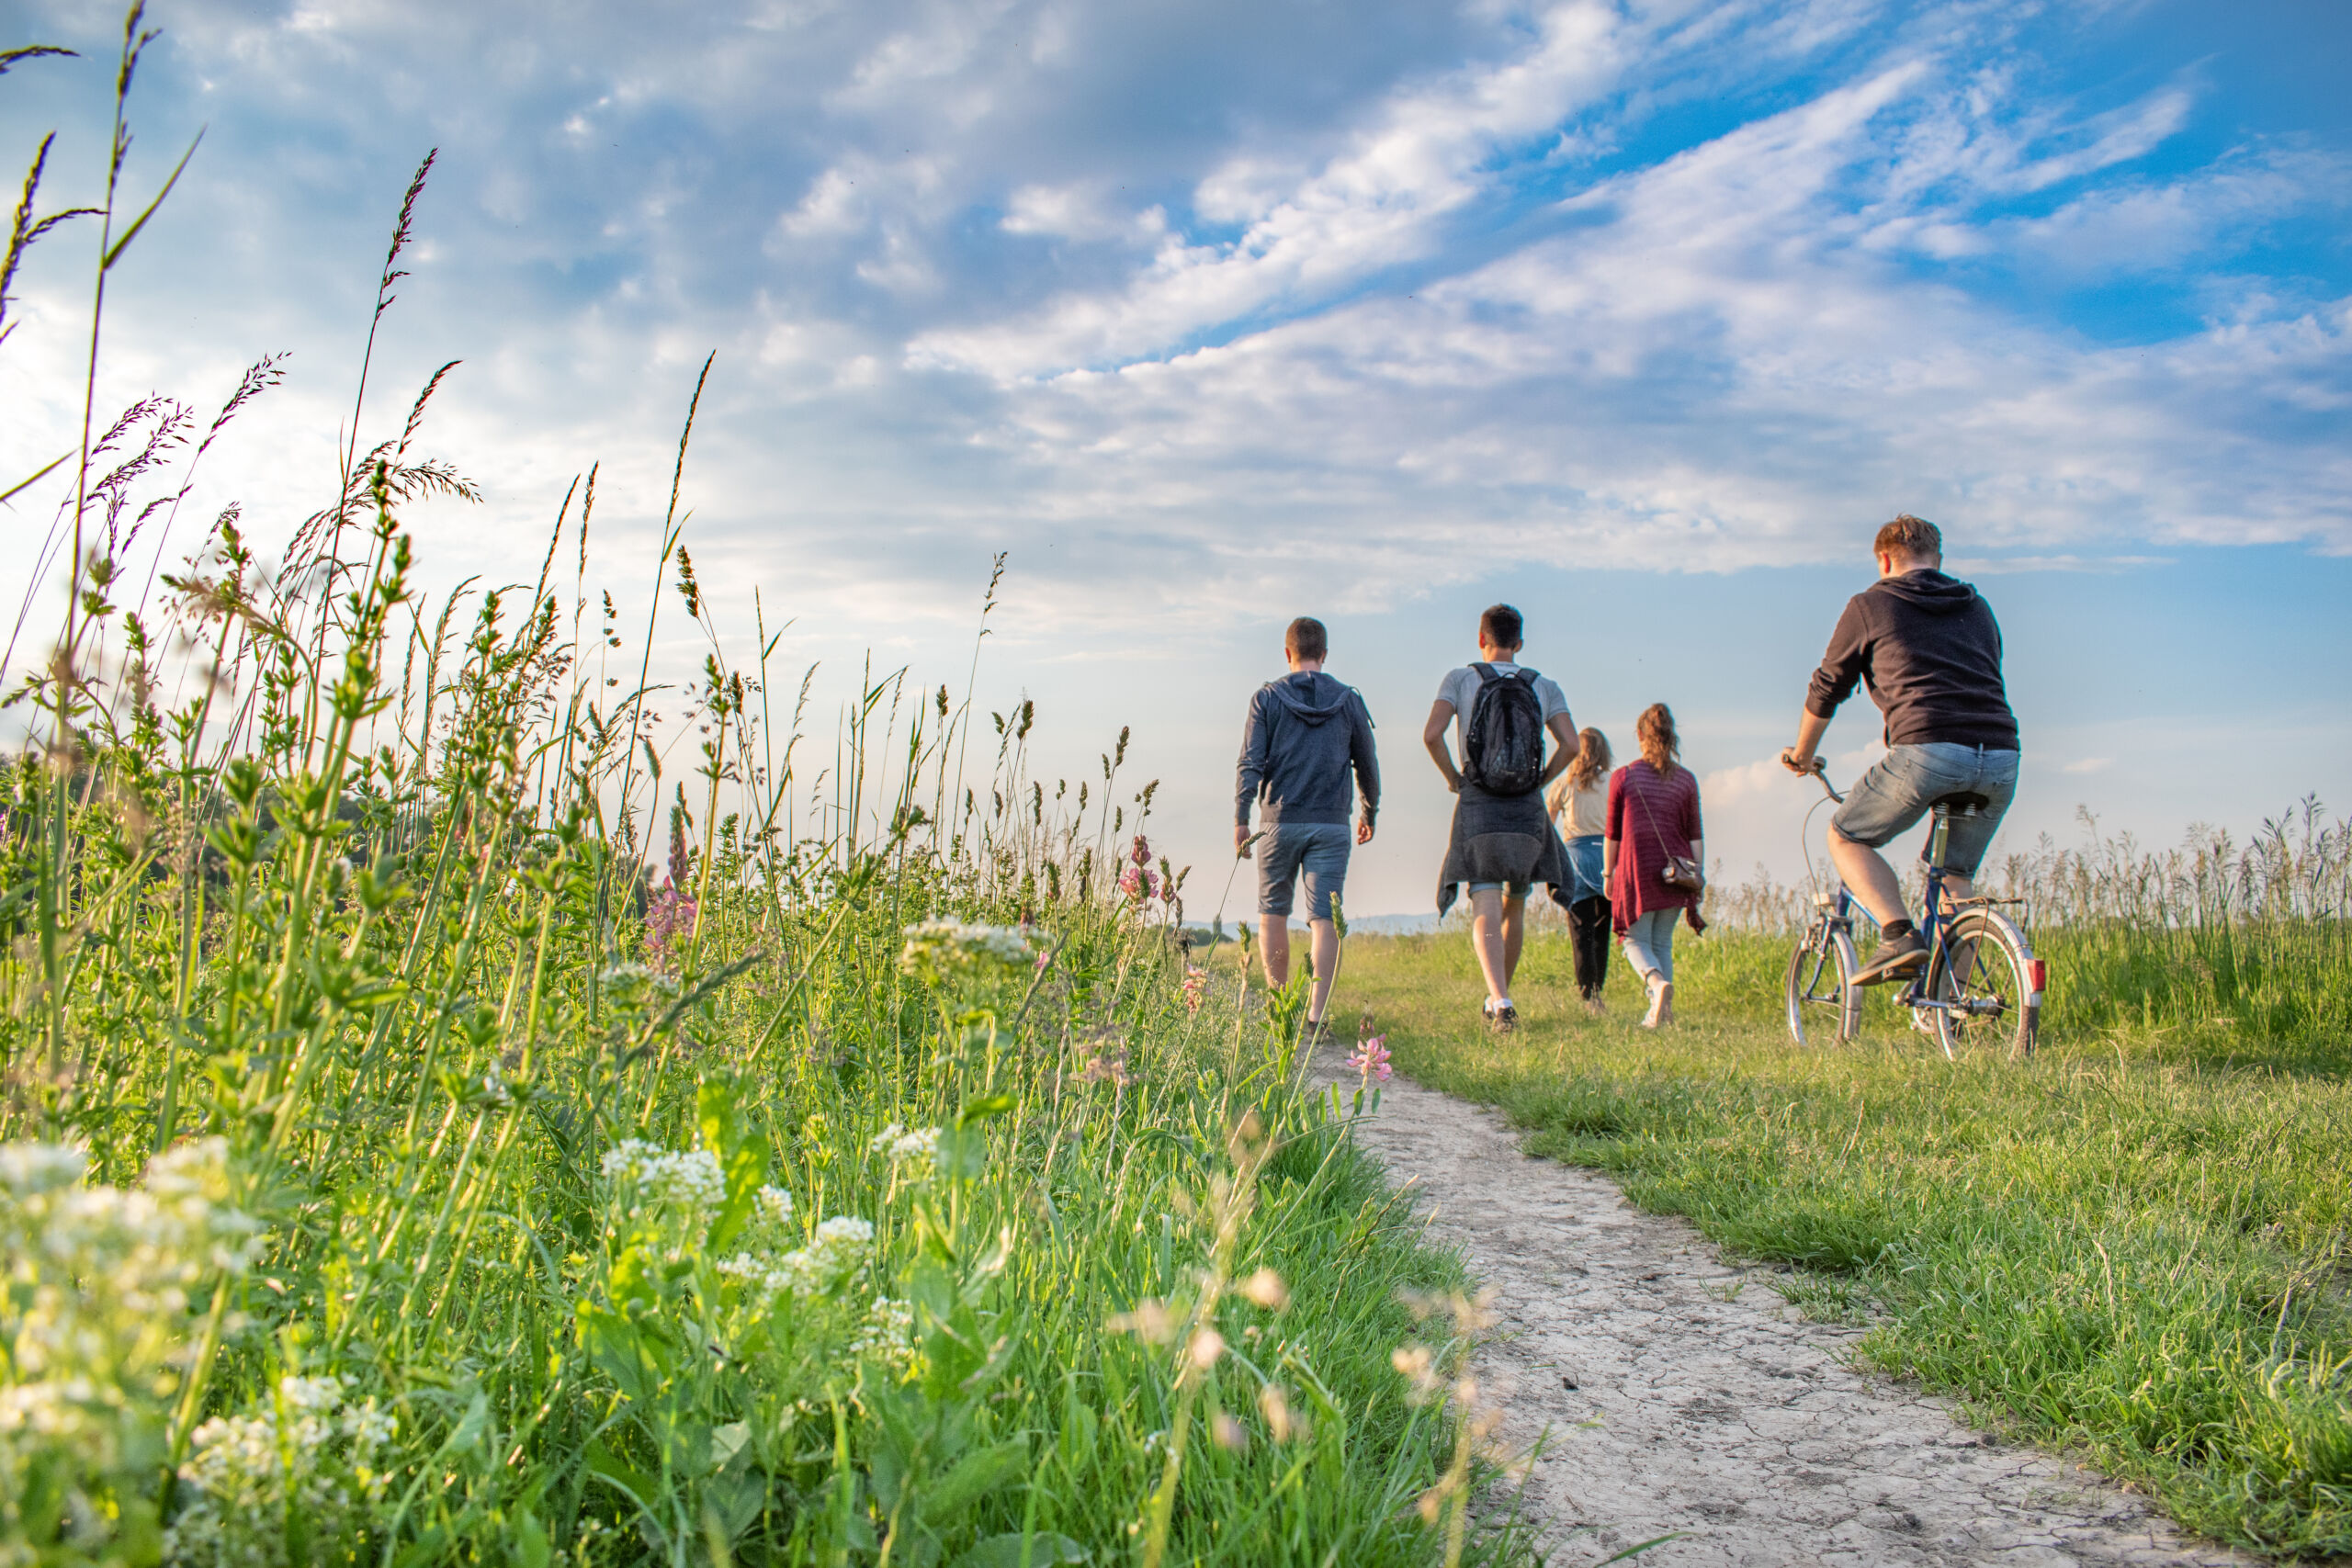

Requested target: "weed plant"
[{"left": 0, "top": 23, "right": 1506, "bottom": 1567}]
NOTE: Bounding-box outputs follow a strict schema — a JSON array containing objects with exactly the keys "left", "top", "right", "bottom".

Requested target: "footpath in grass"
[{"left": 1321, "top": 927, "right": 2352, "bottom": 1560}]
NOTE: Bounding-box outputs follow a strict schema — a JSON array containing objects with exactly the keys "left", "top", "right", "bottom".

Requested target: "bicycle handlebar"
[{"left": 1782, "top": 749, "right": 1845, "bottom": 804}]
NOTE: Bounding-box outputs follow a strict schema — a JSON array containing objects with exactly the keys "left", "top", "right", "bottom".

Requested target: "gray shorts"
[
  {"left": 1257, "top": 820, "right": 1351, "bottom": 920},
  {"left": 1832, "top": 742, "right": 2019, "bottom": 877}
]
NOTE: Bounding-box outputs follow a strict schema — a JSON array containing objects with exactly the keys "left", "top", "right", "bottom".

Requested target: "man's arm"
[
  {"left": 1351, "top": 693, "right": 1381, "bottom": 844},
  {"left": 1784, "top": 598, "right": 1867, "bottom": 773},
  {"left": 1235, "top": 691, "right": 1270, "bottom": 852},
  {"left": 1537, "top": 711, "right": 1577, "bottom": 788},
  {"left": 1422, "top": 700, "right": 1462, "bottom": 793},
  {"left": 1780, "top": 707, "right": 1832, "bottom": 774}
]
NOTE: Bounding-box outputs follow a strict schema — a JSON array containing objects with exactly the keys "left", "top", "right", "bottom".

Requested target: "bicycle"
[{"left": 1783, "top": 761, "right": 2044, "bottom": 1059}]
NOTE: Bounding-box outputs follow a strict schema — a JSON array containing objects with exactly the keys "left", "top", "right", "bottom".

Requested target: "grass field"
[{"left": 1322, "top": 906, "right": 2352, "bottom": 1560}]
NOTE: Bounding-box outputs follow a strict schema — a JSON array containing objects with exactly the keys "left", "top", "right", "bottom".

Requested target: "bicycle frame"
[{"left": 1800, "top": 767, "right": 2041, "bottom": 1021}]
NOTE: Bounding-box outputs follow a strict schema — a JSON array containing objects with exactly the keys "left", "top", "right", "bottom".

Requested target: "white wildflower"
[
  {"left": 756, "top": 1185, "right": 795, "bottom": 1224},
  {"left": 867, "top": 1124, "right": 942, "bottom": 1171},
  {"left": 718, "top": 1213, "right": 875, "bottom": 1303},
  {"left": 599, "top": 1140, "right": 726, "bottom": 1210},
  {"left": 849, "top": 1296, "right": 922, "bottom": 1377},
  {"left": 0, "top": 1143, "right": 86, "bottom": 1196},
  {"left": 899, "top": 920, "right": 1034, "bottom": 984},
  {"left": 164, "top": 1373, "right": 396, "bottom": 1568}
]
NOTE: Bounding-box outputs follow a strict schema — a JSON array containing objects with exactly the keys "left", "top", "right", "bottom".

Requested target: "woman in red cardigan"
[{"left": 1604, "top": 704, "right": 1706, "bottom": 1028}]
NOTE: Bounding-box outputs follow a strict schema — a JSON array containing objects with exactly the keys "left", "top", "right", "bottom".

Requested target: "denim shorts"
[
  {"left": 1464, "top": 880, "right": 1530, "bottom": 899},
  {"left": 1257, "top": 820, "right": 1351, "bottom": 920},
  {"left": 1832, "top": 742, "right": 2020, "bottom": 877}
]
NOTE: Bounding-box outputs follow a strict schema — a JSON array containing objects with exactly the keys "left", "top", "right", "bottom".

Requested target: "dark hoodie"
[
  {"left": 1235, "top": 671, "right": 1380, "bottom": 829},
  {"left": 1805, "top": 570, "right": 2019, "bottom": 751}
]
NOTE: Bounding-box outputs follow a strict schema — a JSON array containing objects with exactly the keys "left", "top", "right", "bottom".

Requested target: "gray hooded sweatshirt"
[{"left": 1235, "top": 671, "right": 1380, "bottom": 829}]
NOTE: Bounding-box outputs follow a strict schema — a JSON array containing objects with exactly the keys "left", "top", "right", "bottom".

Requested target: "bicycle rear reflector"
[{"left": 2027, "top": 959, "right": 2046, "bottom": 996}]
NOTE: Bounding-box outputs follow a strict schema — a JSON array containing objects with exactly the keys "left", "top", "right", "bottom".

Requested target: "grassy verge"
[
  {"left": 1323, "top": 925, "right": 2352, "bottom": 1559},
  {"left": 0, "top": 27, "right": 1512, "bottom": 1559}
]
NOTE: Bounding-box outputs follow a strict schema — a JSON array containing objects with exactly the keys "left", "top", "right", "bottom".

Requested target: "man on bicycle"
[{"left": 1781, "top": 514, "right": 2020, "bottom": 984}]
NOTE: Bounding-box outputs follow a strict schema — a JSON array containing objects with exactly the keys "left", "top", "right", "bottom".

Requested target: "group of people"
[{"left": 1232, "top": 513, "right": 2022, "bottom": 1039}]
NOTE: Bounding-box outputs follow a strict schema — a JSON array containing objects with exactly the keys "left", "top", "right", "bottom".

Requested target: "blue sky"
[{"left": 4, "top": 0, "right": 2347, "bottom": 914}]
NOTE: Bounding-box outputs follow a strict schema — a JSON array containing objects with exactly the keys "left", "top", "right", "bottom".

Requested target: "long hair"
[
  {"left": 1634, "top": 703, "right": 1678, "bottom": 774},
  {"left": 1546, "top": 727, "right": 1614, "bottom": 819},
  {"left": 1569, "top": 727, "right": 1612, "bottom": 791}
]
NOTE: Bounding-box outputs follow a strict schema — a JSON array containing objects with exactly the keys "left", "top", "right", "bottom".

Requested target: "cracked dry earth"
[{"left": 1306, "top": 1053, "right": 2254, "bottom": 1568}]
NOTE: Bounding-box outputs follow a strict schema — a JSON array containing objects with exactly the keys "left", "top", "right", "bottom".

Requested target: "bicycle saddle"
[{"left": 1932, "top": 792, "right": 1992, "bottom": 815}]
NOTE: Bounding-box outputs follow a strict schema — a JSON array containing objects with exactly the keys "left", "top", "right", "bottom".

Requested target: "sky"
[{"left": 3, "top": 0, "right": 2347, "bottom": 917}]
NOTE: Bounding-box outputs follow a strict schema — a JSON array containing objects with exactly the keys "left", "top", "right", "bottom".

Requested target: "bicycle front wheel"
[
  {"left": 1785, "top": 919, "right": 1860, "bottom": 1045},
  {"left": 1928, "top": 908, "right": 2041, "bottom": 1061}
]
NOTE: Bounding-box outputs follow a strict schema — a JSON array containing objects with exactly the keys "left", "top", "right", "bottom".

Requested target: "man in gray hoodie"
[{"left": 1236, "top": 616, "right": 1380, "bottom": 1037}]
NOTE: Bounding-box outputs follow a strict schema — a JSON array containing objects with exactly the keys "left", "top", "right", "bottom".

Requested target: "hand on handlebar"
[{"left": 1779, "top": 747, "right": 1820, "bottom": 776}]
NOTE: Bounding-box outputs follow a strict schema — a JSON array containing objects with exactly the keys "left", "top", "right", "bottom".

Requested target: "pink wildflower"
[
  {"left": 1130, "top": 833, "right": 1152, "bottom": 868},
  {"left": 645, "top": 885, "right": 697, "bottom": 972},
  {"left": 1180, "top": 964, "right": 1209, "bottom": 1013},
  {"left": 1345, "top": 1035, "right": 1392, "bottom": 1083}
]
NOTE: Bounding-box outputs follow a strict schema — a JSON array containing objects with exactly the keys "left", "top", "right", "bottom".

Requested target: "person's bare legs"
[
  {"left": 1305, "top": 918, "right": 1339, "bottom": 1022},
  {"left": 1501, "top": 892, "right": 1528, "bottom": 990},
  {"left": 1469, "top": 889, "right": 1511, "bottom": 1007},
  {"left": 1258, "top": 916, "right": 1290, "bottom": 989}
]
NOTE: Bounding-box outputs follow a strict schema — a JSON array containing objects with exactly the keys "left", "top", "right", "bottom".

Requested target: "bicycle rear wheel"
[
  {"left": 1927, "top": 908, "right": 2041, "bottom": 1061},
  {"left": 1784, "top": 919, "right": 1860, "bottom": 1045}
]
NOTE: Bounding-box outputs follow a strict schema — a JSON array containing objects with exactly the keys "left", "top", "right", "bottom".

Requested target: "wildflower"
[
  {"left": 1212, "top": 1412, "right": 1248, "bottom": 1452},
  {"left": 1260, "top": 1384, "right": 1301, "bottom": 1442},
  {"left": 644, "top": 884, "right": 698, "bottom": 973},
  {"left": 849, "top": 1296, "right": 922, "bottom": 1377},
  {"left": 1238, "top": 1268, "right": 1290, "bottom": 1311},
  {"left": 0, "top": 1144, "right": 86, "bottom": 1196},
  {"left": 1346, "top": 1035, "right": 1393, "bottom": 1083},
  {"left": 1130, "top": 833, "right": 1152, "bottom": 867},
  {"left": 1075, "top": 1046, "right": 1136, "bottom": 1089},
  {"left": 165, "top": 1372, "right": 396, "bottom": 1568},
  {"left": 1180, "top": 964, "right": 1208, "bottom": 1013},
  {"left": 868, "top": 1123, "right": 942, "bottom": 1173},
  {"left": 1116, "top": 863, "right": 1160, "bottom": 901},
  {"left": 899, "top": 920, "right": 1034, "bottom": 985},
  {"left": 600, "top": 1140, "right": 727, "bottom": 1210}
]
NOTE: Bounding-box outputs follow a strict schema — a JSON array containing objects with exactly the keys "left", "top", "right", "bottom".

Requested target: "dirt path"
[{"left": 1308, "top": 1053, "right": 2253, "bottom": 1567}]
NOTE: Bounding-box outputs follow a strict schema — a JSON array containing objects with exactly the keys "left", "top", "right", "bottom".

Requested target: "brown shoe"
[{"left": 1485, "top": 1002, "right": 1519, "bottom": 1034}]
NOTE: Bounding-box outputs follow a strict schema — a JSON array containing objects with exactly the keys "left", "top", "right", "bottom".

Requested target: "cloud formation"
[{"left": 3, "top": 0, "right": 2347, "bottom": 649}]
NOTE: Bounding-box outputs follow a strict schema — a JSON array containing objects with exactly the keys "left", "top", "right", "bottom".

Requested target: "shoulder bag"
[{"left": 1632, "top": 769, "right": 1704, "bottom": 893}]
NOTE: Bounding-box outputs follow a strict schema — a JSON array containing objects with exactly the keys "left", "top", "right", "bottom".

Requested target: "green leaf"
[
  {"left": 957, "top": 1093, "right": 1015, "bottom": 1125},
  {"left": 918, "top": 1438, "right": 1028, "bottom": 1524},
  {"left": 954, "top": 1534, "right": 1089, "bottom": 1567},
  {"left": 582, "top": 1440, "right": 659, "bottom": 1508},
  {"left": 515, "top": 1510, "right": 552, "bottom": 1568}
]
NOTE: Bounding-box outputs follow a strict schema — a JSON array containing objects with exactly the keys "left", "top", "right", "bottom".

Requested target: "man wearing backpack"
[
  {"left": 1236, "top": 616, "right": 1381, "bottom": 1043},
  {"left": 1423, "top": 604, "right": 1579, "bottom": 1032}
]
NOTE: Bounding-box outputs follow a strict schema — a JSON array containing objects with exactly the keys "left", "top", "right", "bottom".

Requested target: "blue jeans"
[
  {"left": 1622, "top": 908, "right": 1678, "bottom": 983},
  {"left": 1832, "top": 742, "right": 2020, "bottom": 877},
  {"left": 1256, "top": 821, "right": 1351, "bottom": 920},
  {"left": 1564, "top": 834, "right": 1605, "bottom": 902}
]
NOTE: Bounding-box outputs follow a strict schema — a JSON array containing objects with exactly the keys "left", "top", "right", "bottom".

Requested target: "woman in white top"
[{"left": 1545, "top": 728, "right": 1613, "bottom": 1012}]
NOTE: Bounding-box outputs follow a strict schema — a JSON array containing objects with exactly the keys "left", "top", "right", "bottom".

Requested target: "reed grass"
[{"left": 0, "top": 23, "right": 1519, "bottom": 1566}]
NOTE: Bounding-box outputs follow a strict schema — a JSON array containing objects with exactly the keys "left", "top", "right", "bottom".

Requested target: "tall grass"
[
  {"left": 1701, "top": 798, "right": 2352, "bottom": 1059},
  {"left": 0, "top": 25, "right": 1510, "bottom": 1566}
]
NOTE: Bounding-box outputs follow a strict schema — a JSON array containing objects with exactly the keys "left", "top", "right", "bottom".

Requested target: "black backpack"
[{"left": 1462, "top": 664, "right": 1546, "bottom": 796}]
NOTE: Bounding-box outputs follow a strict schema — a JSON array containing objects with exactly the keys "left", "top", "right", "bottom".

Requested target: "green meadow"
[{"left": 1326, "top": 870, "right": 2352, "bottom": 1559}]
